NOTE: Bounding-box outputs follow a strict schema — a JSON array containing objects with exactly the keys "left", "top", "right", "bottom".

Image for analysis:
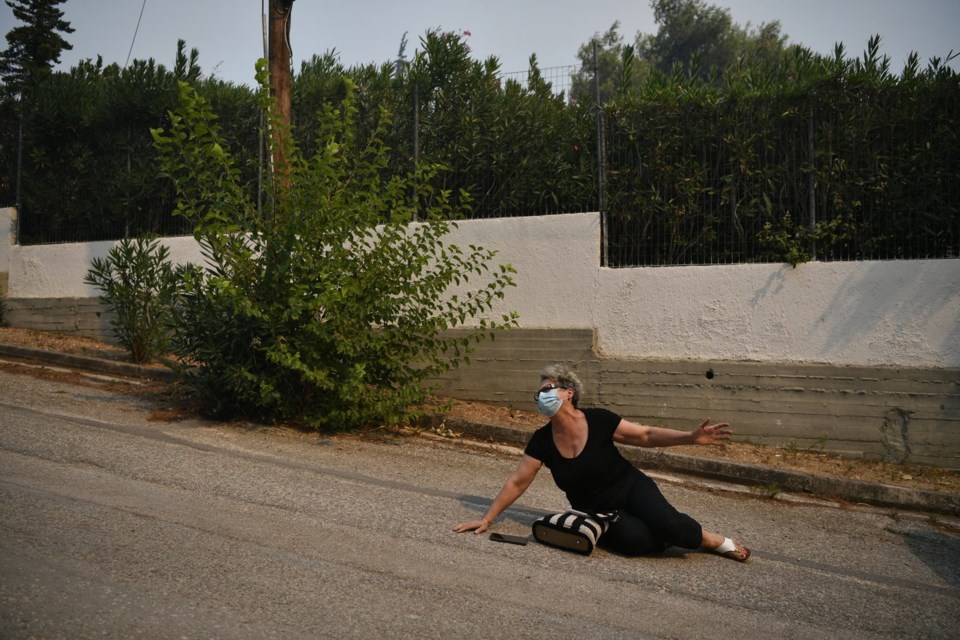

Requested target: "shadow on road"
[
  {"left": 456, "top": 495, "right": 552, "bottom": 527},
  {"left": 900, "top": 525, "right": 960, "bottom": 589}
]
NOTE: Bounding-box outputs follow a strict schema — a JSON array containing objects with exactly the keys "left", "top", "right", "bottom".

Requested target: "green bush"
[
  {"left": 83, "top": 236, "right": 178, "bottom": 363},
  {"left": 603, "top": 40, "right": 960, "bottom": 265},
  {"left": 151, "top": 63, "right": 518, "bottom": 429}
]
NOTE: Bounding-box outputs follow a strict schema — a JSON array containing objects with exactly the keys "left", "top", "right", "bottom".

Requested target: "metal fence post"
[
  {"left": 14, "top": 108, "right": 23, "bottom": 245},
  {"left": 808, "top": 109, "right": 816, "bottom": 261},
  {"left": 593, "top": 42, "right": 608, "bottom": 266},
  {"left": 413, "top": 82, "right": 420, "bottom": 222}
]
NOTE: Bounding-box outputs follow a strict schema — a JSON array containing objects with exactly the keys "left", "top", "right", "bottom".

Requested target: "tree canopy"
[
  {"left": 0, "top": 0, "right": 74, "bottom": 99},
  {"left": 572, "top": 0, "right": 792, "bottom": 102}
]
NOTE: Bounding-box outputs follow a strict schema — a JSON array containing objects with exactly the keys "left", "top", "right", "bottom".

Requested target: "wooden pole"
[{"left": 268, "top": 0, "right": 295, "bottom": 178}]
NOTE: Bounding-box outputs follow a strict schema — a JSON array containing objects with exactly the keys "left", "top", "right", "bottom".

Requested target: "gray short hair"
[{"left": 539, "top": 363, "right": 583, "bottom": 406}]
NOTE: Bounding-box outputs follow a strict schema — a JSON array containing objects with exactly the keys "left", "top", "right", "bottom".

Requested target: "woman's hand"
[
  {"left": 691, "top": 418, "right": 732, "bottom": 446},
  {"left": 452, "top": 518, "right": 491, "bottom": 534}
]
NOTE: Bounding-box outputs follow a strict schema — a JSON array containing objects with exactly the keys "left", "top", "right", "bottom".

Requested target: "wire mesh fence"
[
  {"left": 602, "top": 82, "right": 960, "bottom": 266},
  {"left": 498, "top": 65, "right": 577, "bottom": 95},
  {"left": 395, "top": 63, "right": 595, "bottom": 221}
]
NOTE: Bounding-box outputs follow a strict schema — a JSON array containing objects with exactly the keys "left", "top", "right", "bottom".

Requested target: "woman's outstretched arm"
[
  {"left": 452, "top": 454, "right": 543, "bottom": 534},
  {"left": 613, "top": 417, "right": 732, "bottom": 448}
]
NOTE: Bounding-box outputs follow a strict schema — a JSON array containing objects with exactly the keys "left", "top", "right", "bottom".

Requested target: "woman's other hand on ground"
[
  {"left": 692, "top": 418, "right": 732, "bottom": 446},
  {"left": 452, "top": 518, "right": 490, "bottom": 534}
]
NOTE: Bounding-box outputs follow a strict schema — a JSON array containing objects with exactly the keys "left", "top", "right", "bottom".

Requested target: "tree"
[
  {"left": 571, "top": 22, "right": 651, "bottom": 105},
  {"left": 638, "top": 0, "right": 789, "bottom": 80},
  {"left": 10, "top": 41, "right": 230, "bottom": 243},
  {"left": 639, "top": 0, "right": 734, "bottom": 75},
  {"left": 0, "top": 0, "right": 74, "bottom": 99},
  {"left": 0, "top": 0, "right": 73, "bottom": 213},
  {"left": 574, "top": 1, "right": 792, "bottom": 102},
  {"left": 151, "top": 64, "right": 518, "bottom": 428}
]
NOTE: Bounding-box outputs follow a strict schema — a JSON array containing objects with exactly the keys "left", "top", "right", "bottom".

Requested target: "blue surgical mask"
[{"left": 537, "top": 388, "right": 563, "bottom": 417}]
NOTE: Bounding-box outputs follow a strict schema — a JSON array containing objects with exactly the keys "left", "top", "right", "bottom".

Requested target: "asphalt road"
[{"left": 1, "top": 366, "right": 958, "bottom": 639}]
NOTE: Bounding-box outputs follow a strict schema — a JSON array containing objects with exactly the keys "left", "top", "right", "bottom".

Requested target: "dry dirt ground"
[{"left": 1, "top": 326, "right": 958, "bottom": 495}]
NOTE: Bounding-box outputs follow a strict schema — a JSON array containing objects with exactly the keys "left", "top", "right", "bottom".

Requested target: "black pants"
[{"left": 598, "top": 469, "right": 703, "bottom": 556}]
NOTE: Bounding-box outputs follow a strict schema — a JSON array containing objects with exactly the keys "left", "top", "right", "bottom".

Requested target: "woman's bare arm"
[
  {"left": 452, "top": 454, "right": 543, "bottom": 534},
  {"left": 613, "top": 418, "right": 732, "bottom": 448}
]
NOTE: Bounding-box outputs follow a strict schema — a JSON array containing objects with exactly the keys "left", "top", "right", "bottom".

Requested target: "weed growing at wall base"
[
  {"left": 151, "top": 62, "right": 518, "bottom": 429},
  {"left": 752, "top": 483, "right": 782, "bottom": 499}
]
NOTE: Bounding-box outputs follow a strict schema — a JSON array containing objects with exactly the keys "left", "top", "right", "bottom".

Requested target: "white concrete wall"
[
  {"left": 0, "top": 207, "right": 10, "bottom": 254},
  {"left": 598, "top": 259, "right": 960, "bottom": 367},
  {"left": 0, "top": 207, "right": 11, "bottom": 296},
  {"left": 4, "top": 208, "right": 959, "bottom": 368},
  {"left": 6, "top": 232, "right": 200, "bottom": 299}
]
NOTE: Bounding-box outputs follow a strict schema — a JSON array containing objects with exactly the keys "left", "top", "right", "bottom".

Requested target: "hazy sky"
[{"left": 3, "top": 1, "right": 958, "bottom": 85}]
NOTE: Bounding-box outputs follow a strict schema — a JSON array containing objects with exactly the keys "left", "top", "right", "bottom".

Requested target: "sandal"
[{"left": 715, "top": 538, "right": 751, "bottom": 562}]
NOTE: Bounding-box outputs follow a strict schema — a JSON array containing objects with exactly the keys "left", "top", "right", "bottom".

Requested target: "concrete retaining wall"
[
  {"left": 429, "top": 329, "right": 960, "bottom": 469},
  {"left": 4, "top": 297, "right": 116, "bottom": 341}
]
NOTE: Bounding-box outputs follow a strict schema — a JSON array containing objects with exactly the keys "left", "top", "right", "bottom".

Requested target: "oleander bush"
[{"left": 83, "top": 236, "right": 178, "bottom": 363}]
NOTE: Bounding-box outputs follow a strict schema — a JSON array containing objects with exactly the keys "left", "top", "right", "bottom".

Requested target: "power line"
[{"left": 125, "top": 0, "right": 149, "bottom": 67}]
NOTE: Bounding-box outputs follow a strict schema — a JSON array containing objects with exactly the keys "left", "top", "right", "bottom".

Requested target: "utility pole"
[{"left": 268, "top": 0, "right": 295, "bottom": 178}]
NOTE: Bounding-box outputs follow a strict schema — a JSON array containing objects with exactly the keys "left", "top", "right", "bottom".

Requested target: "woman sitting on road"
[{"left": 452, "top": 363, "right": 751, "bottom": 562}]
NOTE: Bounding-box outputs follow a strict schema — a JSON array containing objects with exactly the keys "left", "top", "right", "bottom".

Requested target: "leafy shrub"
[
  {"left": 84, "top": 236, "right": 177, "bottom": 363},
  {"left": 151, "top": 63, "right": 518, "bottom": 428}
]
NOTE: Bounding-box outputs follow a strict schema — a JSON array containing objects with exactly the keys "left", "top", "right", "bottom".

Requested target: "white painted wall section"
[
  {"left": 7, "top": 234, "right": 202, "bottom": 299},
  {"left": 442, "top": 213, "right": 602, "bottom": 329},
  {"left": 595, "top": 260, "right": 960, "bottom": 367},
  {"left": 4, "top": 209, "right": 959, "bottom": 368}
]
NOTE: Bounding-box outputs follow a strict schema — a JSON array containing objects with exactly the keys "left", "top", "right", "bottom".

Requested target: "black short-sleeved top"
[{"left": 523, "top": 407, "right": 635, "bottom": 510}]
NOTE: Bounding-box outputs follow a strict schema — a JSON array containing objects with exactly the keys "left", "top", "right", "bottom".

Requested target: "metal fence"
[
  {"left": 499, "top": 64, "right": 577, "bottom": 94},
  {"left": 601, "top": 89, "right": 960, "bottom": 266},
  {"left": 420, "top": 63, "right": 959, "bottom": 266}
]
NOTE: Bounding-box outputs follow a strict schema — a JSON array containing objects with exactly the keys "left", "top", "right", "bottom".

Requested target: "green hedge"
[
  {"left": 603, "top": 43, "right": 960, "bottom": 265},
  {"left": 3, "top": 35, "right": 957, "bottom": 266}
]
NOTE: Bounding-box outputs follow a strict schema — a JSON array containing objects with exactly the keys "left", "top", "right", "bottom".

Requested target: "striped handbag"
[{"left": 532, "top": 509, "right": 619, "bottom": 555}]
